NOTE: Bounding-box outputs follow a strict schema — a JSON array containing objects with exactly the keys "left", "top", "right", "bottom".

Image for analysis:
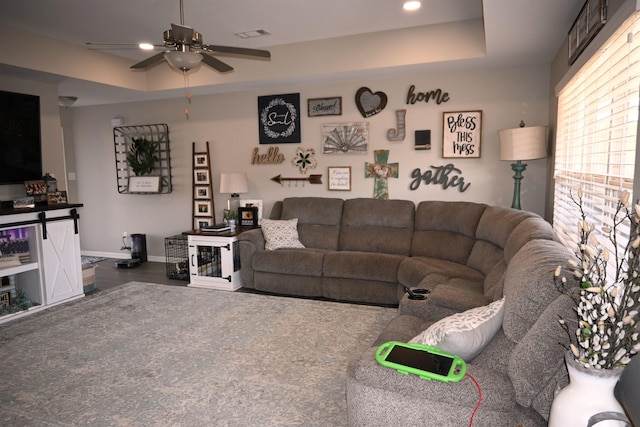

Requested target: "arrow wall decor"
[{"left": 271, "top": 175, "right": 322, "bottom": 186}]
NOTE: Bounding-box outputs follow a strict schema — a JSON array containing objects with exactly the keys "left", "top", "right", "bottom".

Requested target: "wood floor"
[{"left": 91, "top": 259, "right": 188, "bottom": 292}]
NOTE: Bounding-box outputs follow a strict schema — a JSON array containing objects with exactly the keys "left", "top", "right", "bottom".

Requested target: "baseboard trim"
[{"left": 81, "top": 251, "right": 164, "bottom": 263}]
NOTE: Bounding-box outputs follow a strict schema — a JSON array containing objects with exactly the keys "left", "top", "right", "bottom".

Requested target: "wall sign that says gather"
[
  {"left": 410, "top": 164, "right": 470, "bottom": 193},
  {"left": 442, "top": 111, "right": 482, "bottom": 158}
]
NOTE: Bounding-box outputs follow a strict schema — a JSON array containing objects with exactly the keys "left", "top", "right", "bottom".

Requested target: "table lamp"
[
  {"left": 498, "top": 122, "right": 548, "bottom": 210},
  {"left": 220, "top": 172, "right": 248, "bottom": 214}
]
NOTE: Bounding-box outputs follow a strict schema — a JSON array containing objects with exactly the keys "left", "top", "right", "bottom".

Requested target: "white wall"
[{"left": 68, "top": 64, "right": 550, "bottom": 260}]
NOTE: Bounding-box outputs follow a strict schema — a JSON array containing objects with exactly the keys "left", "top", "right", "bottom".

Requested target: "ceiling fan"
[{"left": 87, "top": 0, "right": 271, "bottom": 73}]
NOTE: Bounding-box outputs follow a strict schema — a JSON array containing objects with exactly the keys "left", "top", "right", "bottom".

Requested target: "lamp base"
[
  {"left": 510, "top": 161, "right": 527, "bottom": 210},
  {"left": 228, "top": 194, "right": 241, "bottom": 214}
]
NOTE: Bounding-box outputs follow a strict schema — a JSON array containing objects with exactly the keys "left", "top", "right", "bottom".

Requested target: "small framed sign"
[
  {"left": 128, "top": 176, "right": 161, "bottom": 193},
  {"left": 328, "top": 166, "right": 351, "bottom": 191},
  {"left": 238, "top": 207, "right": 259, "bottom": 227},
  {"left": 307, "top": 97, "right": 342, "bottom": 117},
  {"left": 442, "top": 111, "right": 482, "bottom": 158}
]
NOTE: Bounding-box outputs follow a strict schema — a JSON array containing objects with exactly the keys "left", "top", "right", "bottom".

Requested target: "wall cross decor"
[{"left": 365, "top": 149, "right": 398, "bottom": 200}]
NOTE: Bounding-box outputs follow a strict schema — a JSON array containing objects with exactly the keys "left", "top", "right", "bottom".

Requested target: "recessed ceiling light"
[
  {"left": 403, "top": 1, "right": 421, "bottom": 11},
  {"left": 138, "top": 43, "right": 154, "bottom": 50}
]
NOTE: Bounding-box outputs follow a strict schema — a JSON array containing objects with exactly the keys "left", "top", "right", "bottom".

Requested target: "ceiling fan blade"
[
  {"left": 203, "top": 45, "right": 271, "bottom": 59},
  {"left": 201, "top": 54, "right": 234, "bottom": 73},
  {"left": 130, "top": 52, "right": 167, "bottom": 70},
  {"left": 170, "top": 23, "right": 196, "bottom": 43}
]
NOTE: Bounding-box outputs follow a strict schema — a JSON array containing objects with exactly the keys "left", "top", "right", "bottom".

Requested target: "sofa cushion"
[
  {"left": 338, "top": 198, "right": 414, "bottom": 255},
  {"left": 261, "top": 218, "right": 305, "bottom": 250},
  {"left": 280, "top": 197, "right": 344, "bottom": 250},
  {"left": 411, "top": 201, "right": 486, "bottom": 263},
  {"left": 466, "top": 206, "right": 536, "bottom": 274},
  {"left": 409, "top": 297, "right": 505, "bottom": 361},
  {"left": 398, "top": 256, "right": 485, "bottom": 288},
  {"left": 323, "top": 251, "right": 403, "bottom": 283},
  {"left": 252, "top": 248, "right": 325, "bottom": 277},
  {"left": 504, "top": 216, "right": 558, "bottom": 264}
]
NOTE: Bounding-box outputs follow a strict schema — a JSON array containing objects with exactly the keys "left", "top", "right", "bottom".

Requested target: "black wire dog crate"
[{"left": 164, "top": 235, "right": 189, "bottom": 281}]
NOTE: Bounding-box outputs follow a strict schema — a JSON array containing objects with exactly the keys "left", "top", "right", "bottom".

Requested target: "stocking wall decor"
[{"left": 365, "top": 149, "right": 398, "bottom": 200}]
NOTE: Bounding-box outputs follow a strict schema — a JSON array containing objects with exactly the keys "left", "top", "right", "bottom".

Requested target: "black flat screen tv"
[{"left": 0, "top": 90, "right": 43, "bottom": 184}]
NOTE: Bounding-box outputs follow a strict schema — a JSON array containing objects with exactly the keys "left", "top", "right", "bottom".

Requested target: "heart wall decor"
[{"left": 355, "top": 87, "right": 387, "bottom": 118}]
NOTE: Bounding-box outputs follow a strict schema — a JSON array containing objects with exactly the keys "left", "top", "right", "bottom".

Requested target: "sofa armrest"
[
  {"left": 348, "top": 346, "right": 517, "bottom": 412},
  {"left": 238, "top": 228, "right": 265, "bottom": 249},
  {"left": 238, "top": 228, "right": 266, "bottom": 289}
]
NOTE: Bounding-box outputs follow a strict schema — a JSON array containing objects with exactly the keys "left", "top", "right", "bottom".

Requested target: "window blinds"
[{"left": 554, "top": 12, "right": 640, "bottom": 275}]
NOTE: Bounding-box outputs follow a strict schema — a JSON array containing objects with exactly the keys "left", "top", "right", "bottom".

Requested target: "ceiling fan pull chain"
[{"left": 183, "top": 70, "right": 191, "bottom": 119}]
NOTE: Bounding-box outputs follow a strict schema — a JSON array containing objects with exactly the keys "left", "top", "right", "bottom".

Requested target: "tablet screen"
[{"left": 386, "top": 345, "right": 454, "bottom": 376}]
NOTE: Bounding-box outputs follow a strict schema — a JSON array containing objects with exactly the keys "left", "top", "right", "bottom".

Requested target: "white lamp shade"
[
  {"left": 163, "top": 51, "right": 203, "bottom": 71},
  {"left": 498, "top": 126, "right": 548, "bottom": 161},
  {"left": 220, "top": 173, "right": 248, "bottom": 195}
]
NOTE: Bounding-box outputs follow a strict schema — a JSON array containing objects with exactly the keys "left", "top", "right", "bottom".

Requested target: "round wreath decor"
[
  {"left": 126, "top": 137, "right": 159, "bottom": 176},
  {"left": 260, "top": 98, "right": 297, "bottom": 139}
]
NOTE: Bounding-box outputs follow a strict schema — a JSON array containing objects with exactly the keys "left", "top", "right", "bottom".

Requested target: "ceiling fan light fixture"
[
  {"left": 164, "top": 50, "right": 203, "bottom": 71},
  {"left": 58, "top": 96, "right": 78, "bottom": 107},
  {"left": 403, "top": 1, "right": 421, "bottom": 11},
  {"left": 138, "top": 42, "right": 155, "bottom": 50}
]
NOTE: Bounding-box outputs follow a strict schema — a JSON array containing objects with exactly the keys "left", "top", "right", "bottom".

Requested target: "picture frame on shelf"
[
  {"left": 240, "top": 199, "right": 263, "bottom": 224},
  {"left": 194, "top": 169, "right": 210, "bottom": 185},
  {"left": 442, "top": 111, "right": 482, "bottom": 159},
  {"left": 195, "top": 186, "right": 210, "bottom": 200},
  {"left": 194, "top": 200, "right": 212, "bottom": 217},
  {"left": 194, "top": 153, "right": 208, "bottom": 168},
  {"left": 238, "top": 206, "right": 259, "bottom": 227},
  {"left": 46, "top": 191, "right": 68, "bottom": 205},
  {"left": 24, "top": 180, "right": 46, "bottom": 196},
  {"left": 328, "top": 166, "right": 351, "bottom": 191},
  {"left": 13, "top": 196, "right": 35, "bottom": 209}
]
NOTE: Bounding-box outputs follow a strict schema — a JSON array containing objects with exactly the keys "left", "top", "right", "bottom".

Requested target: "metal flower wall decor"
[{"left": 291, "top": 147, "right": 317, "bottom": 174}]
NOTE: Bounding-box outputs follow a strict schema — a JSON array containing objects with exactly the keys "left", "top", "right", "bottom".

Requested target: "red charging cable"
[{"left": 466, "top": 373, "right": 483, "bottom": 426}]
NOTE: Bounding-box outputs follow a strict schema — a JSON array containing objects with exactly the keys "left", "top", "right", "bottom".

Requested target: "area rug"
[{"left": 0, "top": 282, "right": 396, "bottom": 426}]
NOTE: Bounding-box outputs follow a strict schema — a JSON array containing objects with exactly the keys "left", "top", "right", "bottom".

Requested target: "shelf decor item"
[{"left": 550, "top": 188, "right": 640, "bottom": 426}]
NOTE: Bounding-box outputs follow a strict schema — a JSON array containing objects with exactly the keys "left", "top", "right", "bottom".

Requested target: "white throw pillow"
[
  {"left": 261, "top": 218, "right": 305, "bottom": 250},
  {"left": 409, "top": 297, "right": 505, "bottom": 361}
]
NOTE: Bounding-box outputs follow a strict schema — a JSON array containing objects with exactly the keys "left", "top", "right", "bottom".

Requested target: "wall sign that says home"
[
  {"left": 442, "top": 111, "right": 482, "bottom": 158},
  {"left": 258, "top": 93, "right": 301, "bottom": 144}
]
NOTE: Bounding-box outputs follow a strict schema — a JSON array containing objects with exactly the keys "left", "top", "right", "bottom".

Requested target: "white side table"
[{"left": 184, "top": 228, "right": 253, "bottom": 291}]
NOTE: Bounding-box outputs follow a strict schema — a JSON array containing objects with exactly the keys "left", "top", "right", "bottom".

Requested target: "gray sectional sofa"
[{"left": 238, "top": 197, "right": 578, "bottom": 425}]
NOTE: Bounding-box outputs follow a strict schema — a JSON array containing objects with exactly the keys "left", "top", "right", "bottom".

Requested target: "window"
[{"left": 554, "top": 12, "right": 640, "bottom": 275}]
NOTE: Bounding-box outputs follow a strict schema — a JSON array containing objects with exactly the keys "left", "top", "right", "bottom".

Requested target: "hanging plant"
[{"left": 126, "top": 137, "right": 159, "bottom": 176}]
